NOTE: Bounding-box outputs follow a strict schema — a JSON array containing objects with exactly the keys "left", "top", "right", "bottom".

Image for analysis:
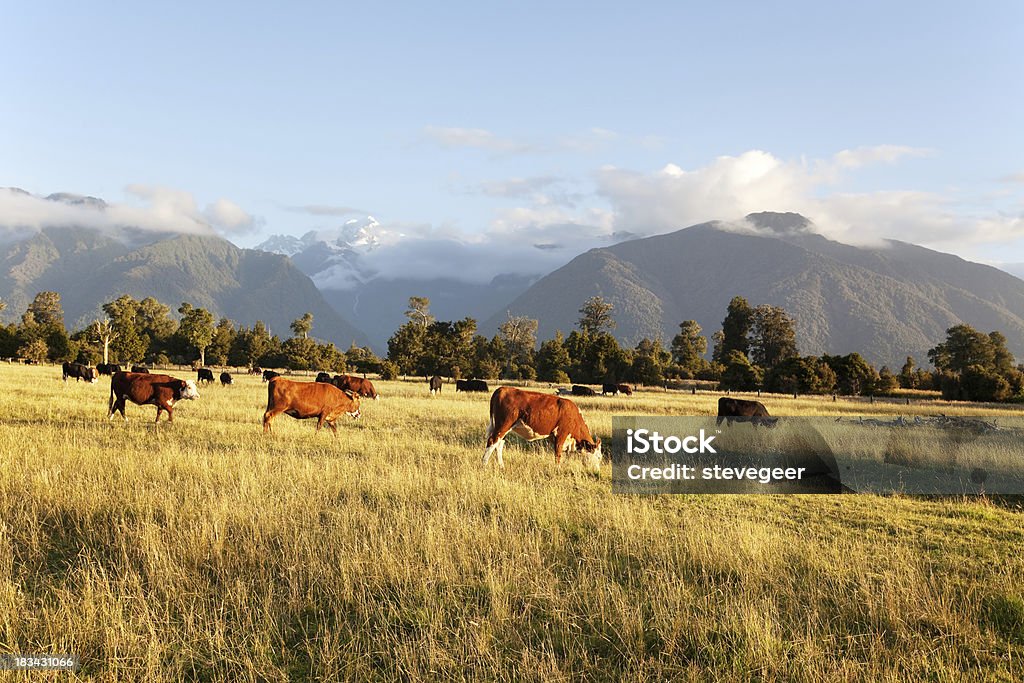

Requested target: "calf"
[
  {"left": 617, "top": 384, "right": 633, "bottom": 396},
  {"left": 108, "top": 372, "right": 200, "bottom": 423},
  {"left": 571, "top": 385, "right": 596, "bottom": 397},
  {"left": 196, "top": 368, "right": 215, "bottom": 385},
  {"left": 220, "top": 371, "right": 233, "bottom": 386},
  {"left": 62, "top": 362, "right": 98, "bottom": 383},
  {"left": 263, "top": 369, "right": 280, "bottom": 382},
  {"left": 429, "top": 375, "right": 443, "bottom": 394},
  {"left": 484, "top": 386, "right": 601, "bottom": 471},
  {"left": 315, "top": 372, "right": 332, "bottom": 383},
  {"left": 716, "top": 397, "right": 778, "bottom": 427},
  {"left": 97, "top": 363, "right": 121, "bottom": 375},
  {"left": 263, "top": 377, "right": 360, "bottom": 435},
  {"left": 131, "top": 365, "right": 150, "bottom": 373}
]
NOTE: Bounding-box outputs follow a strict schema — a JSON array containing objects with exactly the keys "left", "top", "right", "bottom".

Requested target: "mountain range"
[
  {"left": 484, "top": 213, "right": 1024, "bottom": 367},
  {"left": 0, "top": 196, "right": 369, "bottom": 347},
  {"left": 5, "top": 189, "right": 1024, "bottom": 370}
]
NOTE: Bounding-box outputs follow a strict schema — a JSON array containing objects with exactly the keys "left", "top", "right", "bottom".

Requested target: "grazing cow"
[
  {"left": 483, "top": 386, "right": 602, "bottom": 471},
  {"left": 196, "top": 368, "right": 215, "bottom": 385},
  {"left": 332, "top": 374, "right": 378, "bottom": 400},
  {"left": 100, "top": 363, "right": 122, "bottom": 376},
  {"left": 601, "top": 383, "right": 618, "bottom": 396},
  {"left": 23, "top": 359, "right": 37, "bottom": 365},
  {"left": 571, "top": 385, "right": 596, "bottom": 397},
  {"left": 429, "top": 375, "right": 443, "bottom": 394},
  {"left": 315, "top": 372, "right": 332, "bottom": 383},
  {"left": 617, "top": 384, "right": 633, "bottom": 396},
  {"left": 62, "top": 362, "right": 98, "bottom": 383},
  {"left": 716, "top": 397, "right": 778, "bottom": 427},
  {"left": 263, "top": 377, "right": 360, "bottom": 435},
  {"left": 456, "top": 379, "right": 489, "bottom": 392},
  {"left": 250, "top": 366, "right": 263, "bottom": 376},
  {"left": 220, "top": 372, "right": 233, "bottom": 386},
  {"left": 131, "top": 365, "right": 150, "bottom": 374},
  {"left": 108, "top": 372, "right": 200, "bottom": 423},
  {"left": 262, "top": 369, "right": 280, "bottom": 382}
]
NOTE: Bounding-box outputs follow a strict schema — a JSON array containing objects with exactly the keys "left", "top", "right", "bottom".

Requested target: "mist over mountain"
[
  {"left": 0, "top": 225, "right": 369, "bottom": 348},
  {"left": 484, "top": 213, "right": 1024, "bottom": 368}
]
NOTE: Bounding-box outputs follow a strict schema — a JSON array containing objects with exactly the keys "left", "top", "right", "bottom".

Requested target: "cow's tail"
[{"left": 107, "top": 378, "right": 115, "bottom": 417}]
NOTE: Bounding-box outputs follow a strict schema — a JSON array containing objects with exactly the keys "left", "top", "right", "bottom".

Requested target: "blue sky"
[{"left": 2, "top": 1, "right": 1022, "bottom": 273}]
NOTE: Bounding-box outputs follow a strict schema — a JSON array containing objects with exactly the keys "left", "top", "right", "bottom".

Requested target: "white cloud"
[
  {"left": 0, "top": 185, "right": 261, "bottom": 240},
  {"left": 287, "top": 204, "right": 364, "bottom": 216},
  {"left": 422, "top": 126, "right": 533, "bottom": 154}
]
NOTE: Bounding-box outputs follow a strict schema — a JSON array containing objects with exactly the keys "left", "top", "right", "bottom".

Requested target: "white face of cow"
[
  {"left": 181, "top": 379, "right": 200, "bottom": 400},
  {"left": 583, "top": 440, "right": 603, "bottom": 472}
]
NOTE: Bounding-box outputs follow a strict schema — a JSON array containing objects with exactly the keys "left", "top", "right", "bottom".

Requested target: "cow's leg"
[
  {"left": 262, "top": 409, "right": 278, "bottom": 434},
  {"left": 483, "top": 414, "right": 516, "bottom": 467},
  {"left": 315, "top": 414, "right": 326, "bottom": 433},
  {"left": 327, "top": 419, "right": 338, "bottom": 437},
  {"left": 553, "top": 433, "right": 570, "bottom": 465}
]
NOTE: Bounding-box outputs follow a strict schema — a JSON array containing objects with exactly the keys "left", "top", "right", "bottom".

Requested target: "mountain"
[
  {"left": 0, "top": 225, "right": 369, "bottom": 347},
  {"left": 484, "top": 212, "right": 1024, "bottom": 368},
  {"left": 257, "top": 218, "right": 535, "bottom": 346}
]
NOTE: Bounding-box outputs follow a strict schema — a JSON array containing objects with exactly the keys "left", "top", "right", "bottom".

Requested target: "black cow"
[
  {"left": 62, "top": 362, "right": 98, "bottom": 383},
  {"left": 220, "top": 371, "right": 233, "bottom": 386},
  {"left": 315, "top": 372, "right": 332, "bottom": 383},
  {"left": 197, "top": 368, "right": 215, "bottom": 385},
  {"left": 456, "top": 379, "right": 489, "bottom": 392},
  {"left": 429, "top": 375, "right": 443, "bottom": 394},
  {"left": 250, "top": 366, "right": 263, "bottom": 376},
  {"left": 97, "top": 363, "right": 121, "bottom": 375},
  {"left": 716, "top": 397, "right": 778, "bottom": 427},
  {"left": 601, "top": 383, "right": 618, "bottom": 396},
  {"left": 131, "top": 365, "right": 150, "bottom": 373},
  {"left": 571, "top": 385, "right": 596, "bottom": 397},
  {"left": 263, "top": 370, "right": 281, "bottom": 382}
]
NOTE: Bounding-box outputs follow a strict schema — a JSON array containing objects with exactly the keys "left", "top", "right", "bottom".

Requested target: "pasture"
[{"left": 0, "top": 364, "right": 1022, "bottom": 681}]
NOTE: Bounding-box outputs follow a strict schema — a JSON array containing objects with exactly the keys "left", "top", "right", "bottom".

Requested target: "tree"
[
  {"left": 630, "top": 338, "right": 672, "bottom": 385},
  {"left": 750, "top": 304, "right": 798, "bottom": 369},
  {"left": 671, "top": 320, "right": 708, "bottom": 376},
  {"left": 18, "top": 338, "right": 49, "bottom": 364},
  {"left": 928, "top": 324, "right": 997, "bottom": 374},
  {"left": 89, "top": 319, "right": 118, "bottom": 364},
  {"left": 876, "top": 366, "right": 899, "bottom": 393},
  {"left": 405, "top": 297, "right": 434, "bottom": 329},
  {"left": 207, "top": 318, "right": 236, "bottom": 365},
  {"left": 137, "top": 297, "right": 177, "bottom": 352},
  {"left": 387, "top": 321, "right": 427, "bottom": 375},
  {"left": 498, "top": 313, "right": 538, "bottom": 378},
  {"left": 763, "top": 356, "right": 836, "bottom": 395},
  {"left": 719, "top": 350, "right": 762, "bottom": 391},
  {"left": 899, "top": 356, "right": 917, "bottom": 389},
  {"left": 577, "top": 296, "right": 616, "bottom": 335},
  {"left": 822, "top": 353, "right": 878, "bottom": 396},
  {"left": 716, "top": 296, "right": 753, "bottom": 363},
  {"left": 536, "top": 332, "right": 572, "bottom": 383},
  {"left": 103, "top": 296, "right": 147, "bottom": 363},
  {"left": 290, "top": 312, "right": 313, "bottom": 339},
  {"left": 177, "top": 302, "right": 215, "bottom": 366},
  {"left": 24, "top": 291, "right": 64, "bottom": 329}
]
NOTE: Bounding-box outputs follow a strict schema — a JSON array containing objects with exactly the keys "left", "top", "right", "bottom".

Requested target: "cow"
[
  {"left": 332, "top": 374, "right": 378, "bottom": 400},
  {"left": 571, "top": 385, "right": 596, "bottom": 397},
  {"left": 131, "top": 365, "right": 150, "bottom": 373},
  {"left": 617, "top": 384, "right": 633, "bottom": 396},
  {"left": 97, "top": 363, "right": 122, "bottom": 376},
  {"left": 483, "top": 386, "right": 602, "bottom": 471},
  {"left": 315, "top": 372, "right": 332, "bottom": 383},
  {"left": 456, "top": 379, "right": 489, "bottom": 392},
  {"left": 601, "top": 383, "right": 618, "bottom": 395},
  {"left": 23, "top": 359, "right": 37, "bottom": 365},
  {"left": 263, "top": 369, "right": 280, "bottom": 382},
  {"left": 62, "top": 362, "right": 98, "bottom": 383},
  {"left": 429, "top": 375, "right": 443, "bottom": 394},
  {"left": 220, "top": 372, "right": 233, "bottom": 386},
  {"left": 250, "top": 366, "right": 263, "bottom": 376},
  {"left": 263, "top": 377, "right": 360, "bottom": 435},
  {"left": 108, "top": 372, "right": 200, "bottom": 423},
  {"left": 196, "top": 368, "right": 215, "bottom": 385},
  {"left": 716, "top": 397, "right": 779, "bottom": 428}
]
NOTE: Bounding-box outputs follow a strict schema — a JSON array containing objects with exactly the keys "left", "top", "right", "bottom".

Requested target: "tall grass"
[{"left": 0, "top": 365, "right": 1021, "bottom": 681}]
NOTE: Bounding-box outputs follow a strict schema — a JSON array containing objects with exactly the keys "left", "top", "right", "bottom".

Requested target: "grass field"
[{"left": 1, "top": 364, "right": 1022, "bottom": 681}]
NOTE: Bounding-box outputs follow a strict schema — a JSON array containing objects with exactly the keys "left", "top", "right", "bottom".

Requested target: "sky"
[{"left": 2, "top": 1, "right": 1023, "bottom": 278}]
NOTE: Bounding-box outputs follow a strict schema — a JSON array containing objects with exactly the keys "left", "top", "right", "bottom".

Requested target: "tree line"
[{"left": 2, "top": 290, "right": 1020, "bottom": 402}]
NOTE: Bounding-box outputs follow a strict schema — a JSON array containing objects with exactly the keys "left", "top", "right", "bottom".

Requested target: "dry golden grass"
[{"left": 0, "top": 365, "right": 1022, "bottom": 681}]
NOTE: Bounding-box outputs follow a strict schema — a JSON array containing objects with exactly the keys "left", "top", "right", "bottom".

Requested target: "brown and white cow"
[
  {"left": 484, "top": 386, "right": 602, "bottom": 471},
  {"left": 332, "top": 374, "right": 378, "bottom": 400},
  {"left": 108, "top": 372, "right": 200, "bottom": 423},
  {"left": 263, "top": 377, "right": 361, "bottom": 435},
  {"left": 716, "top": 397, "right": 778, "bottom": 427}
]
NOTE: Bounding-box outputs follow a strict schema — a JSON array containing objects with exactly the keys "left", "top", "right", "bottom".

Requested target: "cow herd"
[{"left": 50, "top": 362, "right": 778, "bottom": 471}]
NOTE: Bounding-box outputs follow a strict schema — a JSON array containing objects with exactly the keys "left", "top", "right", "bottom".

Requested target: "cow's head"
[
  {"left": 579, "top": 437, "right": 602, "bottom": 472},
  {"left": 177, "top": 379, "right": 200, "bottom": 400},
  {"left": 342, "top": 391, "right": 361, "bottom": 418},
  {"left": 89, "top": 368, "right": 98, "bottom": 383}
]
